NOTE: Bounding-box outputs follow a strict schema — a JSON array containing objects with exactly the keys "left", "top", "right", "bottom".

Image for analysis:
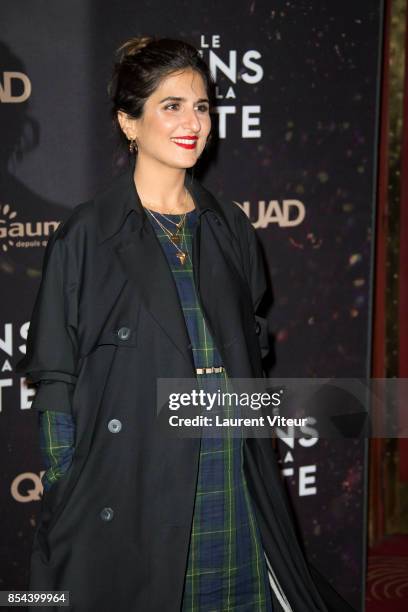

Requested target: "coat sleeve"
[
  {"left": 15, "top": 224, "right": 79, "bottom": 414},
  {"left": 230, "top": 205, "right": 271, "bottom": 359},
  {"left": 243, "top": 212, "right": 268, "bottom": 313}
]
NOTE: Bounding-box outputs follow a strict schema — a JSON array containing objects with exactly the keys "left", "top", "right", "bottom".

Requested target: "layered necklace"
[{"left": 143, "top": 187, "right": 190, "bottom": 265}]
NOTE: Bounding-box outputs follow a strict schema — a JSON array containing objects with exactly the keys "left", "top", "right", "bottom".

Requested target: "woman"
[{"left": 17, "top": 37, "right": 355, "bottom": 612}]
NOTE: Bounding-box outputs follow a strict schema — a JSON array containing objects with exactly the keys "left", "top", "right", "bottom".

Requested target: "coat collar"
[{"left": 95, "top": 161, "right": 225, "bottom": 245}]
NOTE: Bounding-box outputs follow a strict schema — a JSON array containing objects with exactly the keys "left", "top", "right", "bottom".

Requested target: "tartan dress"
[
  {"left": 39, "top": 409, "right": 75, "bottom": 489},
  {"left": 146, "top": 207, "right": 273, "bottom": 612}
]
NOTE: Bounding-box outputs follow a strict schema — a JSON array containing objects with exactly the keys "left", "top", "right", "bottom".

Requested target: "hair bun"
[{"left": 116, "top": 36, "right": 154, "bottom": 62}]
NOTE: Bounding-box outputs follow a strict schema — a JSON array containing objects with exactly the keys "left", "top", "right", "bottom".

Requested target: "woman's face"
[{"left": 118, "top": 68, "right": 212, "bottom": 169}]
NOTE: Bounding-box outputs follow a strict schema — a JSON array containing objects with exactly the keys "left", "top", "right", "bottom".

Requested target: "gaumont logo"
[
  {"left": 0, "top": 203, "right": 59, "bottom": 251},
  {"left": 0, "top": 71, "right": 32, "bottom": 103},
  {"left": 235, "top": 199, "right": 306, "bottom": 229}
]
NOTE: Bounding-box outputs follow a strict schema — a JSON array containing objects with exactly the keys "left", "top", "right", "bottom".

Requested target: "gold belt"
[{"left": 195, "top": 366, "right": 225, "bottom": 375}]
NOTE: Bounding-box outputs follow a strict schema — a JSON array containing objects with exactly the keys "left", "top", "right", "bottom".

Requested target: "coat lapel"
[
  {"left": 114, "top": 222, "right": 195, "bottom": 370},
  {"left": 94, "top": 163, "right": 225, "bottom": 371}
]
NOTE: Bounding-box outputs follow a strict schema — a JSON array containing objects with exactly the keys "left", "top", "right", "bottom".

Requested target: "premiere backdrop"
[{"left": 1, "top": 2, "right": 384, "bottom": 610}]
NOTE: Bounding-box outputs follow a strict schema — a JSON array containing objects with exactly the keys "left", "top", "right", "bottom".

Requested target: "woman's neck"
[{"left": 134, "top": 157, "right": 194, "bottom": 214}]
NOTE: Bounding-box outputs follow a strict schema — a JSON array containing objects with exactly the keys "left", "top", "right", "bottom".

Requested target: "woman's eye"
[{"left": 164, "top": 103, "right": 209, "bottom": 113}]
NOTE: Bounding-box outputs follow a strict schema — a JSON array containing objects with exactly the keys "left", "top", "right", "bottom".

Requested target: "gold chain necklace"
[
  {"left": 142, "top": 187, "right": 188, "bottom": 226},
  {"left": 149, "top": 209, "right": 186, "bottom": 243},
  {"left": 146, "top": 208, "right": 188, "bottom": 265}
]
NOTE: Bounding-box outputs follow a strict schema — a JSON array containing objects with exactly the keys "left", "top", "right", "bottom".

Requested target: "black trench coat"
[{"left": 16, "top": 164, "right": 355, "bottom": 612}]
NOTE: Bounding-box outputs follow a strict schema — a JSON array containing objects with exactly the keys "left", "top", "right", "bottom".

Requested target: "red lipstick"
[{"left": 171, "top": 136, "right": 198, "bottom": 150}]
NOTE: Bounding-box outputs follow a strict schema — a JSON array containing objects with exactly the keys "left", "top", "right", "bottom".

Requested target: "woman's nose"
[{"left": 182, "top": 108, "right": 201, "bottom": 132}]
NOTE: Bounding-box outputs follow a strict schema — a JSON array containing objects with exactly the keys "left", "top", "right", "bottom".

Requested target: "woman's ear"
[{"left": 117, "top": 111, "right": 136, "bottom": 140}]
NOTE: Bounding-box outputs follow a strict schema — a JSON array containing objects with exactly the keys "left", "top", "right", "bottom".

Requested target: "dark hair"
[{"left": 108, "top": 36, "right": 216, "bottom": 155}]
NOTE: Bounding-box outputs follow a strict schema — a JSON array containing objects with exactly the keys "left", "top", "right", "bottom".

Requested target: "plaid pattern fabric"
[
  {"left": 38, "top": 409, "right": 75, "bottom": 491},
  {"left": 146, "top": 208, "right": 222, "bottom": 370},
  {"left": 147, "top": 208, "right": 273, "bottom": 611}
]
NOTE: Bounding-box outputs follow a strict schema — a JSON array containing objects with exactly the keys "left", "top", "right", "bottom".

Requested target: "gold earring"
[{"left": 129, "top": 138, "right": 138, "bottom": 154}]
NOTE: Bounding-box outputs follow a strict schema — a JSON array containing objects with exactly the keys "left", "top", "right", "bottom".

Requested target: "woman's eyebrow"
[{"left": 159, "top": 96, "right": 209, "bottom": 104}]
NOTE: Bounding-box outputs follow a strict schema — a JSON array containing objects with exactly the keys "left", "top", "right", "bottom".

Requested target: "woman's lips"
[{"left": 171, "top": 138, "right": 198, "bottom": 150}]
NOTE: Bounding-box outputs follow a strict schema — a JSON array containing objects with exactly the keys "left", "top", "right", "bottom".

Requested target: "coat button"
[
  {"left": 255, "top": 321, "right": 261, "bottom": 335},
  {"left": 117, "top": 326, "right": 130, "bottom": 340},
  {"left": 108, "top": 418, "right": 122, "bottom": 433},
  {"left": 100, "top": 507, "right": 114, "bottom": 522}
]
